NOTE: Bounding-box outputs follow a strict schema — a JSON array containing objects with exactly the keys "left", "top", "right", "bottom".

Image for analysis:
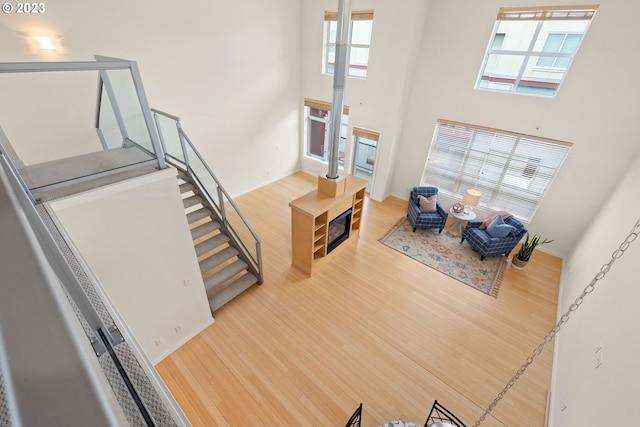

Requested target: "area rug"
[{"left": 379, "top": 217, "right": 506, "bottom": 297}]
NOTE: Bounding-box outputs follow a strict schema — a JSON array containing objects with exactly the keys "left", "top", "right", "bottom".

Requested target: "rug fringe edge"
[
  {"left": 379, "top": 216, "right": 408, "bottom": 242},
  {"left": 491, "top": 257, "right": 508, "bottom": 298}
]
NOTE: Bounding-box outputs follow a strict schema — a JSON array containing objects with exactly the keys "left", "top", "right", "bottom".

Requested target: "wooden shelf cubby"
[
  {"left": 289, "top": 175, "right": 368, "bottom": 276},
  {"left": 350, "top": 188, "right": 365, "bottom": 232}
]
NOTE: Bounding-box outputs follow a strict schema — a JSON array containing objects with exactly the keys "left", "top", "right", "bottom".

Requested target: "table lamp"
[{"left": 462, "top": 189, "right": 481, "bottom": 213}]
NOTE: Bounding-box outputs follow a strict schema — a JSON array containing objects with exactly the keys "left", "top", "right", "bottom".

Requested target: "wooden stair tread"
[
  {"left": 203, "top": 259, "right": 248, "bottom": 293},
  {"left": 179, "top": 182, "right": 196, "bottom": 194},
  {"left": 187, "top": 207, "right": 211, "bottom": 224},
  {"left": 183, "top": 194, "right": 204, "bottom": 209},
  {"left": 198, "top": 243, "right": 237, "bottom": 271},
  {"left": 177, "top": 171, "right": 259, "bottom": 314},
  {"left": 208, "top": 272, "right": 259, "bottom": 313},
  {"left": 191, "top": 220, "right": 222, "bottom": 241}
]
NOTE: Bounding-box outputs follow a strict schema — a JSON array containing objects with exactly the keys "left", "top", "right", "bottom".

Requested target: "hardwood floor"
[{"left": 156, "top": 172, "right": 562, "bottom": 427}]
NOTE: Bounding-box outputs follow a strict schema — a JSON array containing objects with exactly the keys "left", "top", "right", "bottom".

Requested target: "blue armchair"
[
  {"left": 461, "top": 216, "right": 527, "bottom": 260},
  {"left": 407, "top": 186, "right": 448, "bottom": 233}
]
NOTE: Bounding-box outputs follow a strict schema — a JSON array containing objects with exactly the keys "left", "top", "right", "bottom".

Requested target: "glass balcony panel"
[
  {"left": 154, "top": 114, "right": 184, "bottom": 165},
  {"left": 102, "top": 69, "right": 154, "bottom": 154},
  {"left": 98, "top": 87, "right": 124, "bottom": 150},
  {"left": 0, "top": 69, "right": 156, "bottom": 191}
]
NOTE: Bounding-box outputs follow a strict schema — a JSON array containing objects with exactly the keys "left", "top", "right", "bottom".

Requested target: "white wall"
[
  {"left": 300, "top": 0, "right": 429, "bottom": 201},
  {"left": 392, "top": 0, "right": 640, "bottom": 255},
  {"left": 0, "top": 0, "right": 302, "bottom": 196},
  {"left": 49, "top": 169, "right": 213, "bottom": 364},
  {"left": 6, "top": 0, "right": 637, "bottom": 256},
  {"left": 549, "top": 151, "right": 640, "bottom": 426},
  {"left": 0, "top": 71, "right": 103, "bottom": 165}
]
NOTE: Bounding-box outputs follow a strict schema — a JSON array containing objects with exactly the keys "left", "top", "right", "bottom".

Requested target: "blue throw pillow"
[{"left": 486, "top": 215, "right": 516, "bottom": 238}]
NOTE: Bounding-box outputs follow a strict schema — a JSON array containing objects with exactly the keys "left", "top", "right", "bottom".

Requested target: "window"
[
  {"left": 304, "top": 98, "right": 349, "bottom": 161},
  {"left": 536, "top": 33, "right": 583, "bottom": 68},
  {"left": 351, "top": 127, "right": 380, "bottom": 193},
  {"left": 324, "top": 10, "right": 374, "bottom": 78},
  {"left": 422, "top": 120, "right": 572, "bottom": 221},
  {"left": 476, "top": 5, "right": 597, "bottom": 97}
]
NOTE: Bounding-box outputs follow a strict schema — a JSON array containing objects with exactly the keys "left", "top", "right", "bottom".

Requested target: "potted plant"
[{"left": 512, "top": 232, "right": 553, "bottom": 270}]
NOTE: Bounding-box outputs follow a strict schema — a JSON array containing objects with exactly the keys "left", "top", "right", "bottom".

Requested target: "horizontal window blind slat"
[
  {"left": 424, "top": 120, "right": 571, "bottom": 220},
  {"left": 497, "top": 5, "right": 598, "bottom": 21},
  {"left": 436, "top": 119, "right": 573, "bottom": 147}
]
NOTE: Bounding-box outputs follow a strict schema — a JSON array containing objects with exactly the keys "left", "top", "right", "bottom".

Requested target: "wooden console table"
[{"left": 289, "top": 175, "right": 367, "bottom": 275}]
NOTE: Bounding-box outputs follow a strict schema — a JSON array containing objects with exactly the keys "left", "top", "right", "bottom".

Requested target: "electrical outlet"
[
  {"left": 594, "top": 343, "right": 603, "bottom": 353},
  {"left": 154, "top": 338, "right": 163, "bottom": 347},
  {"left": 182, "top": 278, "right": 191, "bottom": 288},
  {"left": 174, "top": 325, "right": 182, "bottom": 334},
  {"left": 560, "top": 401, "right": 568, "bottom": 412},
  {"left": 595, "top": 353, "right": 604, "bottom": 369}
]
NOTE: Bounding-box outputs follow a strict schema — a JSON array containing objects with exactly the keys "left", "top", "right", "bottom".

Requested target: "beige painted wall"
[
  {"left": 49, "top": 169, "right": 213, "bottom": 364},
  {"left": 2, "top": 1, "right": 640, "bottom": 421},
  {"left": 390, "top": 0, "right": 640, "bottom": 256},
  {"left": 0, "top": 0, "right": 302, "bottom": 197},
  {"left": 549, "top": 151, "right": 640, "bottom": 425},
  {"left": 300, "top": 0, "right": 429, "bottom": 202}
]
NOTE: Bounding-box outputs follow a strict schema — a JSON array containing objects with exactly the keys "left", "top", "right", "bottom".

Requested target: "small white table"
[
  {"left": 378, "top": 420, "right": 455, "bottom": 427},
  {"left": 377, "top": 421, "right": 423, "bottom": 427},
  {"left": 444, "top": 207, "right": 476, "bottom": 237}
]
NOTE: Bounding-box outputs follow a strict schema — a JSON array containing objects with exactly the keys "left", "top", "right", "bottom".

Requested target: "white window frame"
[
  {"left": 303, "top": 98, "right": 349, "bottom": 162},
  {"left": 323, "top": 10, "right": 374, "bottom": 79},
  {"left": 476, "top": 5, "right": 598, "bottom": 97},
  {"left": 422, "top": 119, "right": 572, "bottom": 221},
  {"left": 536, "top": 32, "right": 584, "bottom": 68}
]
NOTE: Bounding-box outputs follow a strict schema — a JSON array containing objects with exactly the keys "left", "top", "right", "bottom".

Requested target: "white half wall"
[
  {"left": 49, "top": 168, "right": 213, "bottom": 364},
  {"left": 549, "top": 151, "right": 640, "bottom": 425}
]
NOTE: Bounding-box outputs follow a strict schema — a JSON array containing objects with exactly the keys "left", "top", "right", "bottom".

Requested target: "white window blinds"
[{"left": 423, "top": 120, "right": 572, "bottom": 221}]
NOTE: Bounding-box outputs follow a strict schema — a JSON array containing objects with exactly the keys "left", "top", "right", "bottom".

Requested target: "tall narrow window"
[
  {"left": 324, "top": 10, "right": 374, "bottom": 78},
  {"left": 476, "top": 5, "right": 597, "bottom": 97},
  {"left": 304, "top": 99, "right": 349, "bottom": 162},
  {"left": 351, "top": 127, "right": 380, "bottom": 193},
  {"left": 423, "top": 120, "right": 572, "bottom": 221}
]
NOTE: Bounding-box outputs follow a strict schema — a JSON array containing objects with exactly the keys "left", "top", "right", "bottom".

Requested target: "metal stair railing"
[{"left": 151, "top": 108, "right": 263, "bottom": 285}]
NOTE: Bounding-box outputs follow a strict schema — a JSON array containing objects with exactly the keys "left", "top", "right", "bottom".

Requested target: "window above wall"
[
  {"left": 423, "top": 120, "right": 572, "bottom": 221},
  {"left": 324, "top": 10, "right": 374, "bottom": 78},
  {"left": 476, "top": 5, "right": 598, "bottom": 97},
  {"left": 303, "top": 98, "right": 349, "bottom": 162}
]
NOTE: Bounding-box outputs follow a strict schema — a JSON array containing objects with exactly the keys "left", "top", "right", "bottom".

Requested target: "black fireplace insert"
[{"left": 327, "top": 208, "right": 352, "bottom": 254}]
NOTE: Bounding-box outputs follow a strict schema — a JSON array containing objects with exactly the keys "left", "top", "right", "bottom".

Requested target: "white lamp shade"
[{"left": 462, "top": 189, "right": 481, "bottom": 206}]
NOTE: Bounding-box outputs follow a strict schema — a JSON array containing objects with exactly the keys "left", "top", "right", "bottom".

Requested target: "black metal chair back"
[
  {"left": 345, "top": 402, "right": 362, "bottom": 427},
  {"left": 424, "top": 400, "right": 466, "bottom": 427}
]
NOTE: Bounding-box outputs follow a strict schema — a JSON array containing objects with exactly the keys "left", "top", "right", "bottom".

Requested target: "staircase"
[{"left": 178, "top": 171, "right": 259, "bottom": 313}]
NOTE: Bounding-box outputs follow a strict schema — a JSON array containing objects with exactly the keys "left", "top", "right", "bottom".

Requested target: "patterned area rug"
[{"left": 379, "top": 217, "right": 506, "bottom": 297}]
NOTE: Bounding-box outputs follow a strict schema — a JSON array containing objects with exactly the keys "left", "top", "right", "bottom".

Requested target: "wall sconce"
[
  {"left": 26, "top": 34, "right": 63, "bottom": 53},
  {"left": 35, "top": 36, "right": 56, "bottom": 50}
]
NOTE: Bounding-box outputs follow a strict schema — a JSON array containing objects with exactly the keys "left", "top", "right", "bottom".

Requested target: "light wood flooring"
[{"left": 156, "top": 172, "right": 562, "bottom": 427}]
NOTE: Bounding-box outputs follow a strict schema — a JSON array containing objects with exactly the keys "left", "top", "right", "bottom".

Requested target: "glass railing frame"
[
  {"left": 151, "top": 109, "right": 263, "bottom": 284},
  {"left": 0, "top": 58, "right": 167, "bottom": 197}
]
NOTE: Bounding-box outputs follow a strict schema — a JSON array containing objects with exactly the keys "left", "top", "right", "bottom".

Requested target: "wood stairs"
[{"left": 178, "top": 173, "right": 259, "bottom": 313}]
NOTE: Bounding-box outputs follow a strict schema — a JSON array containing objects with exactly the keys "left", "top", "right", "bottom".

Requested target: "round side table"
[{"left": 444, "top": 207, "right": 476, "bottom": 237}]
